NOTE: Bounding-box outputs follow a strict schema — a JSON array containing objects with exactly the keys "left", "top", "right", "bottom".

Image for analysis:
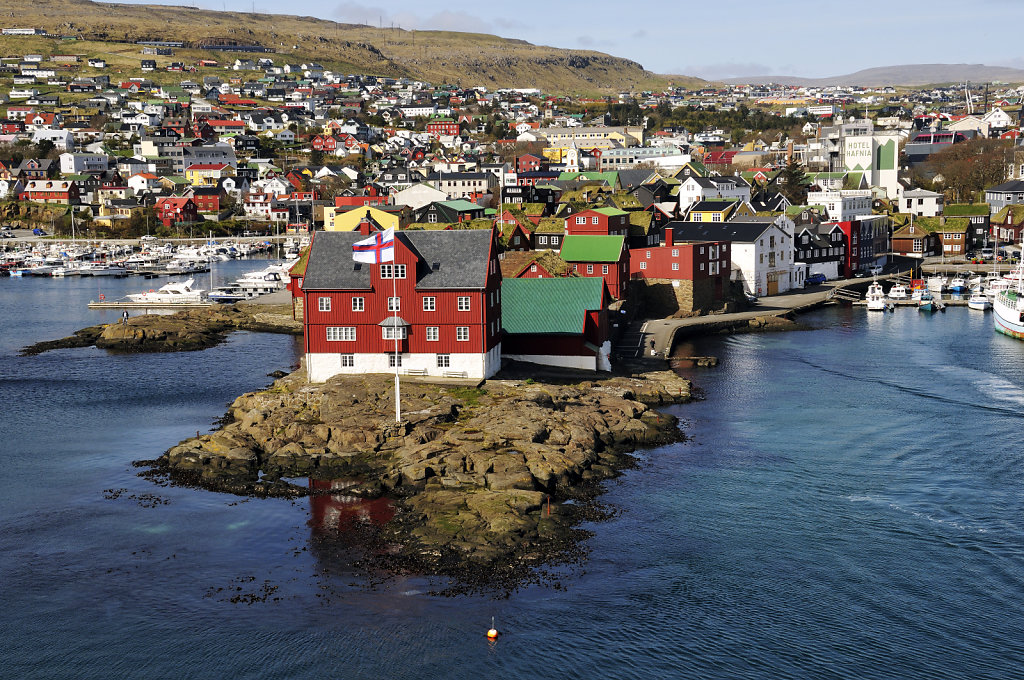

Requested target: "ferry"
[{"left": 993, "top": 256, "right": 1024, "bottom": 338}]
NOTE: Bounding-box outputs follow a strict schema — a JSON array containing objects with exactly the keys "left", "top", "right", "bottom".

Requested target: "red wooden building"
[
  {"left": 155, "top": 196, "right": 198, "bottom": 227},
  {"left": 301, "top": 229, "right": 503, "bottom": 381},
  {"left": 426, "top": 118, "right": 460, "bottom": 137},
  {"left": 559, "top": 234, "right": 629, "bottom": 299},
  {"left": 564, "top": 207, "right": 630, "bottom": 237},
  {"left": 501, "top": 277, "right": 611, "bottom": 371},
  {"left": 629, "top": 228, "right": 731, "bottom": 309}
]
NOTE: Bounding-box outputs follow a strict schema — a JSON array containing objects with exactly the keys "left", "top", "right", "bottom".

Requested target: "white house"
[
  {"left": 677, "top": 175, "right": 751, "bottom": 211},
  {"left": 59, "top": 152, "right": 108, "bottom": 174},
  {"left": 673, "top": 216, "right": 795, "bottom": 297},
  {"left": 0, "top": 178, "right": 25, "bottom": 200},
  {"left": 806, "top": 189, "right": 873, "bottom": 222},
  {"left": 391, "top": 182, "right": 448, "bottom": 212},
  {"left": 983, "top": 106, "right": 1014, "bottom": 132},
  {"left": 901, "top": 188, "right": 944, "bottom": 217},
  {"left": 31, "top": 129, "right": 74, "bottom": 151}
]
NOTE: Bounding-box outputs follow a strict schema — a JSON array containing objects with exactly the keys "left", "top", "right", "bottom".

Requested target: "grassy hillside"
[{"left": 0, "top": 0, "right": 705, "bottom": 94}]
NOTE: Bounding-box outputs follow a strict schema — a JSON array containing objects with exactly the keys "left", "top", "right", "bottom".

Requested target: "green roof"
[
  {"left": 944, "top": 203, "right": 990, "bottom": 216},
  {"left": 559, "top": 234, "right": 625, "bottom": 262},
  {"left": 592, "top": 206, "right": 628, "bottom": 217},
  {"left": 439, "top": 199, "right": 483, "bottom": 212},
  {"left": 502, "top": 277, "right": 604, "bottom": 335}
]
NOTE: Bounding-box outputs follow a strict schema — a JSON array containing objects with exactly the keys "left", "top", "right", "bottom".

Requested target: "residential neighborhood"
[{"left": 4, "top": 31, "right": 1024, "bottom": 378}]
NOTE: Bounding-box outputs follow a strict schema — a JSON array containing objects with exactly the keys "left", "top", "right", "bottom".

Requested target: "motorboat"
[
  {"left": 888, "top": 283, "right": 909, "bottom": 300},
  {"left": 79, "top": 262, "right": 128, "bottom": 276},
  {"left": 948, "top": 275, "right": 968, "bottom": 293},
  {"left": 968, "top": 291, "right": 992, "bottom": 311},
  {"left": 126, "top": 279, "right": 208, "bottom": 304},
  {"left": 865, "top": 281, "right": 887, "bottom": 311},
  {"left": 918, "top": 291, "right": 937, "bottom": 312},
  {"left": 208, "top": 284, "right": 247, "bottom": 304},
  {"left": 994, "top": 252, "right": 1024, "bottom": 338},
  {"left": 927, "top": 275, "right": 947, "bottom": 293}
]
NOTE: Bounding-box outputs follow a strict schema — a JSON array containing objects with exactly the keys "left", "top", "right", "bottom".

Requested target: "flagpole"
[{"left": 392, "top": 259, "right": 400, "bottom": 423}]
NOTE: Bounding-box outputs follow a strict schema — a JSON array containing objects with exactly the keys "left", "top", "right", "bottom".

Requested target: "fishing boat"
[
  {"left": 888, "top": 283, "right": 909, "bottom": 300},
  {"left": 948, "top": 274, "right": 968, "bottom": 293},
  {"left": 968, "top": 291, "right": 992, "bottom": 311},
  {"left": 865, "top": 281, "right": 887, "bottom": 311},
  {"left": 993, "top": 254, "right": 1024, "bottom": 338},
  {"left": 927, "top": 275, "right": 947, "bottom": 293},
  {"left": 918, "top": 291, "right": 937, "bottom": 312},
  {"left": 126, "top": 279, "right": 208, "bottom": 304}
]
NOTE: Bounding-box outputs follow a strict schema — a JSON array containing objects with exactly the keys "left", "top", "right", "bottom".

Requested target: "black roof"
[
  {"left": 987, "top": 180, "right": 1024, "bottom": 193},
  {"left": 302, "top": 229, "right": 493, "bottom": 291},
  {"left": 669, "top": 219, "right": 775, "bottom": 243}
]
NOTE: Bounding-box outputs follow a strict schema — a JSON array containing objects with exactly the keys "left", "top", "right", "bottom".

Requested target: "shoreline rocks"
[
  {"left": 145, "top": 367, "right": 693, "bottom": 590},
  {"left": 20, "top": 302, "right": 301, "bottom": 356}
]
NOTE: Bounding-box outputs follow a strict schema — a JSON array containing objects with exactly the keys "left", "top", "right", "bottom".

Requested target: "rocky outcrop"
[
  {"left": 149, "top": 368, "right": 692, "bottom": 583},
  {"left": 20, "top": 303, "right": 301, "bottom": 355}
]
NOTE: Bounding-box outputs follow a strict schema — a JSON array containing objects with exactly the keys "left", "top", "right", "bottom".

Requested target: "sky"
[{"left": 112, "top": 0, "right": 1023, "bottom": 80}]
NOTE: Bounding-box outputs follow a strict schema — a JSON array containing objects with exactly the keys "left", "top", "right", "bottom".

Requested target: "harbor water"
[{"left": 2, "top": 275, "right": 1024, "bottom": 679}]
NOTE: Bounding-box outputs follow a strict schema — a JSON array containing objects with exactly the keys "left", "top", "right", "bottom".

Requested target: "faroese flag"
[{"left": 352, "top": 228, "right": 395, "bottom": 264}]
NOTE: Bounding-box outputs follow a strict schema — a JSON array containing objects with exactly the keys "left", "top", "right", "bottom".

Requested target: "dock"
[{"left": 87, "top": 300, "right": 216, "bottom": 309}]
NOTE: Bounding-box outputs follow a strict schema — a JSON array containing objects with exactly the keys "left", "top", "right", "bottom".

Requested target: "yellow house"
[
  {"left": 687, "top": 199, "right": 754, "bottom": 223},
  {"left": 324, "top": 205, "right": 411, "bottom": 231},
  {"left": 184, "top": 163, "right": 235, "bottom": 187}
]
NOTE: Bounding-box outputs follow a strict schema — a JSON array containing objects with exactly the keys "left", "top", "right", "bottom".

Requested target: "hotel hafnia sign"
[{"left": 845, "top": 139, "right": 874, "bottom": 170}]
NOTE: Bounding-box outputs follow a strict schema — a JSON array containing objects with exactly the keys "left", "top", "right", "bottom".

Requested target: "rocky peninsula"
[
  {"left": 145, "top": 365, "right": 693, "bottom": 590},
  {"left": 20, "top": 301, "right": 301, "bottom": 355}
]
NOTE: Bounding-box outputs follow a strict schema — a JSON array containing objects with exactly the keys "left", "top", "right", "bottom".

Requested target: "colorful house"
[
  {"left": 155, "top": 196, "right": 198, "bottom": 228},
  {"left": 501, "top": 277, "right": 611, "bottom": 371},
  {"left": 301, "top": 229, "right": 503, "bottom": 381},
  {"left": 559, "top": 234, "right": 629, "bottom": 299}
]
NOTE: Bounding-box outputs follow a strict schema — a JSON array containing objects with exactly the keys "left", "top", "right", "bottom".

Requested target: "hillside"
[
  {"left": 0, "top": 0, "right": 705, "bottom": 93},
  {"left": 725, "top": 64, "right": 1024, "bottom": 87}
]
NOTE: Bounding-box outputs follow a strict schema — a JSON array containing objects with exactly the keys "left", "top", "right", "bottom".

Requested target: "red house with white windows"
[
  {"left": 155, "top": 196, "right": 198, "bottom": 227},
  {"left": 301, "top": 229, "right": 503, "bottom": 381},
  {"left": 565, "top": 207, "right": 630, "bottom": 237},
  {"left": 559, "top": 234, "right": 629, "bottom": 299},
  {"left": 426, "top": 118, "right": 460, "bottom": 137},
  {"left": 629, "top": 228, "right": 732, "bottom": 308}
]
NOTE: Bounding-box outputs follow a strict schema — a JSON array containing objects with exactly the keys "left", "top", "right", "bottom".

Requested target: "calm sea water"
[{"left": 2, "top": 272, "right": 1024, "bottom": 679}]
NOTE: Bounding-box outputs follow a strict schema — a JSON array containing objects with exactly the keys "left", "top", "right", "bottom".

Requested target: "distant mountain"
[
  {"left": 0, "top": 0, "right": 707, "bottom": 93},
  {"left": 724, "top": 64, "right": 1024, "bottom": 87}
]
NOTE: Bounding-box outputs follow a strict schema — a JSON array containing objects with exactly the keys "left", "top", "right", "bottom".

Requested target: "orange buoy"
[
  {"left": 486, "top": 617, "right": 499, "bottom": 639},
  {"left": 148, "top": 289, "right": 154, "bottom": 292}
]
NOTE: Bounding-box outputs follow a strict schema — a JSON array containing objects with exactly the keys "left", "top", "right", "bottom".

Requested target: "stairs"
[
  {"left": 613, "top": 319, "right": 650, "bottom": 359},
  {"left": 829, "top": 287, "right": 862, "bottom": 303}
]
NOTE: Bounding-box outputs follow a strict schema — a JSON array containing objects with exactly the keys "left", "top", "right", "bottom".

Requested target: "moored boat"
[
  {"left": 126, "top": 279, "right": 208, "bottom": 304},
  {"left": 865, "top": 281, "right": 887, "bottom": 311},
  {"left": 888, "top": 283, "right": 909, "bottom": 300},
  {"left": 994, "top": 255, "right": 1024, "bottom": 338},
  {"left": 968, "top": 291, "right": 992, "bottom": 311},
  {"left": 918, "top": 291, "right": 936, "bottom": 312}
]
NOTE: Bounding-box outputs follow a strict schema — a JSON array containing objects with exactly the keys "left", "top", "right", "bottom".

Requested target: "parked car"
[
  {"left": 805, "top": 273, "right": 827, "bottom": 286},
  {"left": 869, "top": 265, "right": 883, "bottom": 276},
  {"left": 32, "top": 228, "right": 47, "bottom": 236}
]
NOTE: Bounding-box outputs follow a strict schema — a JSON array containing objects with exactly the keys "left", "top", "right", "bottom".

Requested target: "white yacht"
[
  {"left": 865, "top": 281, "right": 888, "bottom": 311},
  {"left": 968, "top": 291, "right": 992, "bottom": 311},
  {"left": 887, "top": 283, "right": 909, "bottom": 300},
  {"left": 126, "top": 279, "right": 208, "bottom": 304}
]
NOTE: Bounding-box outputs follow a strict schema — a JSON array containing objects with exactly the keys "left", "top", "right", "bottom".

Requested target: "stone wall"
[{"left": 632, "top": 278, "right": 722, "bottom": 317}]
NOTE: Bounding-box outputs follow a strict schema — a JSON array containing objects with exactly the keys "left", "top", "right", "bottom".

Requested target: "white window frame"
[
  {"left": 587, "top": 264, "right": 594, "bottom": 274},
  {"left": 388, "top": 296, "right": 400, "bottom": 311},
  {"left": 340, "top": 354, "right": 354, "bottom": 367},
  {"left": 326, "top": 326, "right": 355, "bottom": 341},
  {"left": 592, "top": 216, "right": 599, "bottom": 225},
  {"left": 672, "top": 262, "right": 679, "bottom": 271},
  {"left": 672, "top": 249, "right": 679, "bottom": 257},
  {"left": 575, "top": 216, "right": 585, "bottom": 224},
  {"left": 436, "top": 354, "right": 450, "bottom": 368},
  {"left": 318, "top": 296, "right": 331, "bottom": 312},
  {"left": 351, "top": 297, "right": 364, "bottom": 312},
  {"left": 388, "top": 353, "right": 402, "bottom": 368},
  {"left": 422, "top": 296, "right": 435, "bottom": 311},
  {"left": 639, "top": 261, "right": 647, "bottom": 270},
  {"left": 457, "top": 296, "right": 471, "bottom": 311},
  {"left": 602, "top": 264, "right": 609, "bottom": 274},
  {"left": 456, "top": 326, "right": 469, "bottom": 342},
  {"left": 380, "top": 264, "right": 406, "bottom": 279},
  {"left": 382, "top": 326, "right": 407, "bottom": 340},
  {"left": 426, "top": 326, "right": 439, "bottom": 341}
]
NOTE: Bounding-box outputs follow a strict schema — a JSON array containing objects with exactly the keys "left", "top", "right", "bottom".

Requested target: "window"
[
  {"left": 457, "top": 296, "right": 471, "bottom": 311},
  {"left": 587, "top": 264, "right": 594, "bottom": 274},
  {"left": 513, "top": 235, "right": 520, "bottom": 245},
  {"left": 388, "top": 297, "right": 400, "bottom": 311},
  {"left": 646, "top": 250, "right": 651, "bottom": 259},
  {"left": 426, "top": 326, "right": 439, "bottom": 341},
  {"left": 351, "top": 297, "right": 364, "bottom": 312},
  {"left": 538, "top": 235, "right": 548, "bottom": 245},
  {"left": 456, "top": 326, "right": 469, "bottom": 342},
  {"left": 699, "top": 247, "right": 705, "bottom": 255},
  {"left": 318, "top": 296, "right": 331, "bottom": 312},
  {"left": 380, "top": 264, "right": 406, "bottom": 279},
  {"left": 340, "top": 354, "right": 354, "bottom": 367},
  {"left": 436, "top": 354, "right": 450, "bottom": 368},
  {"left": 699, "top": 263, "right": 705, "bottom": 271},
  {"left": 422, "top": 296, "right": 435, "bottom": 311},
  {"left": 672, "top": 262, "right": 679, "bottom": 271},
  {"left": 326, "top": 326, "right": 355, "bottom": 341},
  {"left": 530, "top": 264, "right": 537, "bottom": 272},
  {"left": 382, "top": 326, "right": 407, "bottom": 340},
  {"left": 550, "top": 236, "right": 559, "bottom": 246},
  {"left": 672, "top": 249, "right": 679, "bottom": 257},
  {"left": 712, "top": 213, "right": 721, "bottom": 222},
  {"left": 576, "top": 216, "right": 585, "bottom": 224},
  {"left": 388, "top": 353, "right": 402, "bottom": 368},
  {"left": 602, "top": 265, "right": 609, "bottom": 274},
  {"left": 592, "top": 216, "right": 599, "bottom": 225},
  {"left": 639, "top": 261, "right": 647, "bottom": 270}
]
